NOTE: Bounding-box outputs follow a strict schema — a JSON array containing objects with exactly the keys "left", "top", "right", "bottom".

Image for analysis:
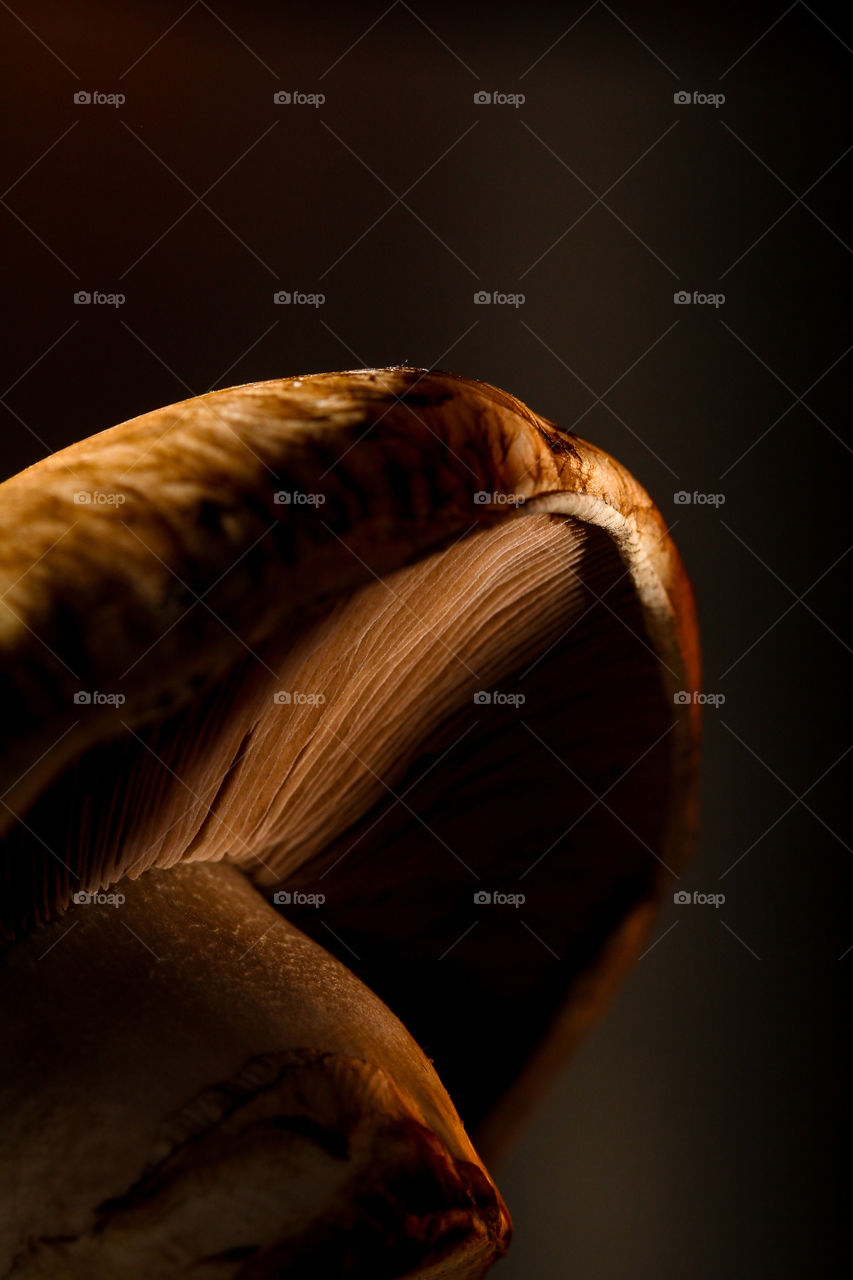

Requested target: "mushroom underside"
[{"left": 1, "top": 511, "right": 674, "bottom": 1149}]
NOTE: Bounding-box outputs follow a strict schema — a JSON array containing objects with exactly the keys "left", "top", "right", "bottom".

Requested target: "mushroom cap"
[{"left": 0, "top": 367, "right": 700, "bottom": 1151}]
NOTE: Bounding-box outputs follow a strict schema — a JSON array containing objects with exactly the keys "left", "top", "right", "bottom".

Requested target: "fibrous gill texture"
[{"left": 1, "top": 513, "right": 616, "bottom": 923}]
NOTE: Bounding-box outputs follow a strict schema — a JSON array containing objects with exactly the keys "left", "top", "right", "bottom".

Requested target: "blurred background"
[{"left": 1, "top": 1, "right": 849, "bottom": 1274}]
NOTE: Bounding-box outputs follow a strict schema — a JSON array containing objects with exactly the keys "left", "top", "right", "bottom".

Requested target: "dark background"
[{"left": 1, "top": 2, "right": 850, "bottom": 1275}]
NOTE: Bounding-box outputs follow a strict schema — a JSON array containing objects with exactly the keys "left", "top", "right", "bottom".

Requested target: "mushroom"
[{"left": 0, "top": 368, "right": 699, "bottom": 1277}]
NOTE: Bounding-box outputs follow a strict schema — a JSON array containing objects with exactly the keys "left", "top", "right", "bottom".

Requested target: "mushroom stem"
[{"left": 0, "top": 861, "right": 510, "bottom": 1278}]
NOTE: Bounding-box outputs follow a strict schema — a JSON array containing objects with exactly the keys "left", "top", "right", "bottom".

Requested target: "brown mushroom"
[{"left": 0, "top": 367, "right": 699, "bottom": 1276}]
